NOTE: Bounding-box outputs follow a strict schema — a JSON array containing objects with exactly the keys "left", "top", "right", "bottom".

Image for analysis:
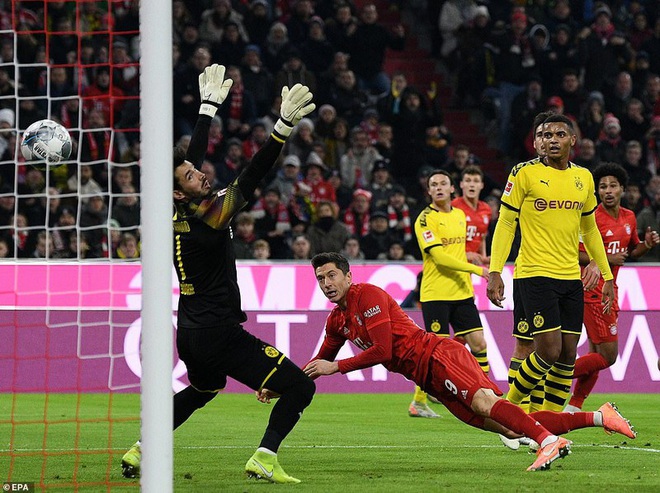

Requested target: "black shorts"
[
  {"left": 512, "top": 279, "right": 533, "bottom": 341},
  {"left": 176, "top": 324, "right": 297, "bottom": 393},
  {"left": 516, "top": 277, "right": 584, "bottom": 336},
  {"left": 421, "top": 298, "right": 483, "bottom": 338}
]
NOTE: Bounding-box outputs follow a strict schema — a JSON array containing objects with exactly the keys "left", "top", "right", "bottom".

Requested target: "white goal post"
[{"left": 139, "top": 2, "right": 173, "bottom": 491}]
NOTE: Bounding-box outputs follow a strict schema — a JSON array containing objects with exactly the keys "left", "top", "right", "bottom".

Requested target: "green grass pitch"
[{"left": 1, "top": 393, "right": 659, "bottom": 492}]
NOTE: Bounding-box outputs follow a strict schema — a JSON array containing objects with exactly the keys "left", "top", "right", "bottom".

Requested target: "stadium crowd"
[{"left": 0, "top": 0, "right": 658, "bottom": 262}]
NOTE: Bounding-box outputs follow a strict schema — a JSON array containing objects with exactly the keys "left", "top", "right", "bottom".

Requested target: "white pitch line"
[{"left": 4, "top": 444, "right": 659, "bottom": 453}]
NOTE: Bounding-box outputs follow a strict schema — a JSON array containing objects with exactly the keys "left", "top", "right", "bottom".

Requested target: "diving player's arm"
[{"left": 304, "top": 321, "right": 393, "bottom": 378}]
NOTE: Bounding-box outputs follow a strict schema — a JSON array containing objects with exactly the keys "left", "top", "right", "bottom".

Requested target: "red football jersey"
[
  {"left": 451, "top": 197, "right": 491, "bottom": 253},
  {"left": 580, "top": 204, "right": 640, "bottom": 307},
  {"left": 312, "top": 283, "right": 442, "bottom": 385}
]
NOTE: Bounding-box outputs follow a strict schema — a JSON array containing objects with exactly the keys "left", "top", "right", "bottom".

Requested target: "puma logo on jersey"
[{"left": 540, "top": 179, "right": 550, "bottom": 187}]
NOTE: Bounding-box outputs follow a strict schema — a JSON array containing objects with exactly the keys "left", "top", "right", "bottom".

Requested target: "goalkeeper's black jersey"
[
  {"left": 172, "top": 114, "right": 283, "bottom": 329},
  {"left": 173, "top": 183, "right": 248, "bottom": 328}
]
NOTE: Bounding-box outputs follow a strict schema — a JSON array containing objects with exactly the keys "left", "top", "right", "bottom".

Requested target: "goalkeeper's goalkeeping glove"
[
  {"left": 273, "top": 84, "right": 316, "bottom": 140},
  {"left": 198, "top": 64, "right": 233, "bottom": 118}
]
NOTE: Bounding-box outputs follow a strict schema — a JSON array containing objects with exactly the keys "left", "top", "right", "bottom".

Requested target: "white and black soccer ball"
[{"left": 20, "top": 119, "right": 72, "bottom": 167}]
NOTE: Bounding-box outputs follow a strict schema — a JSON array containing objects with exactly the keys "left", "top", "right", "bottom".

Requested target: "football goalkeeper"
[{"left": 121, "top": 64, "right": 317, "bottom": 484}]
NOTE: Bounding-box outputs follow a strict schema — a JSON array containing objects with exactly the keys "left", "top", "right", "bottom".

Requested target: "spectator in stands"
[
  {"left": 177, "top": 22, "right": 202, "bottom": 63},
  {"left": 605, "top": 71, "right": 634, "bottom": 121},
  {"left": 284, "top": 117, "right": 316, "bottom": 164},
  {"left": 240, "top": 44, "right": 274, "bottom": 117},
  {"left": 373, "top": 122, "right": 394, "bottom": 162},
  {"left": 511, "top": 78, "right": 545, "bottom": 160},
  {"left": 83, "top": 66, "right": 125, "bottom": 127},
  {"left": 48, "top": 67, "right": 76, "bottom": 115},
  {"left": 386, "top": 184, "right": 414, "bottom": 243},
  {"left": 307, "top": 200, "right": 349, "bottom": 256},
  {"left": 323, "top": 117, "right": 349, "bottom": 171},
  {"left": 437, "top": 0, "right": 479, "bottom": 70},
  {"left": 640, "top": 74, "right": 660, "bottom": 118},
  {"left": 173, "top": 0, "right": 193, "bottom": 39},
  {"left": 290, "top": 233, "right": 312, "bottom": 260},
  {"left": 596, "top": 114, "right": 626, "bottom": 164},
  {"left": 315, "top": 104, "right": 337, "bottom": 140},
  {"left": 360, "top": 209, "right": 399, "bottom": 260},
  {"left": 18, "top": 92, "right": 46, "bottom": 130},
  {"left": 367, "top": 158, "right": 395, "bottom": 210},
  {"left": 115, "top": 232, "right": 140, "bottom": 260},
  {"left": 628, "top": 11, "right": 653, "bottom": 52},
  {"left": 111, "top": 166, "right": 137, "bottom": 195},
  {"left": 359, "top": 108, "right": 380, "bottom": 146},
  {"left": 303, "top": 152, "right": 336, "bottom": 207},
  {"left": 640, "top": 18, "right": 660, "bottom": 76},
  {"left": 49, "top": 15, "right": 77, "bottom": 65},
  {"left": 423, "top": 121, "right": 452, "bottom": 168},
  {"left": 262, "top": 22, "right": 293, "bottom": 76},
  {"left": 250, "top": 186, "right": 291, "bottom": 259},
  {"left": 573, "top": 138, "right": 600, "bottom": 171},
  {"left": 539, "top": 24, "right": 580, "bottom": 94},
  {"left": 318, "top": 50, "right": 350, "bottom": 104},
  {"left": 252, "top": 238, "right": 271, "bottom": 260},
  {"left": 631, "top": 51, "right": 651, "bottom": 99},
  {"left": 341, "top": 235, "right": 365, "bottom": 261},
  {"left": 17, "top": 167, "right": 46, "bottom": 227},
  {"left": 219, "top": 65, "right": 257, "bottom": 140},
  {"left": 51, "top": 207, "right": 76, "bottom": 257},
  {"left": 340, "top": 126, "right": 382, "bottom": 189},
  {"left": 79, "top": 194, "right": 108, "bottom": 257},
  {"left": 347, "top": 3, "right": 405, "bottom": 95},
  {"left": 486, "top": 9, "right": 538, "bottom": 156},
  {"left": 217, "top": 138, "right": 248, "bottom": 187},
  {"left": 286, "top": 0, "right": 314, "bottom": 45},
  {"left": 579, "top": 91, "right": 606, "bottom": 141},
  {"left": 343, "top": 188, "right": 372, "bottom": 238},
  {"left": 232, "top": 211, "right": 257, "bottom": 260},
  {"left": 0, "top": 186, "right": 15, "bottom": 227},
  {"left": 214, "top": 21, "right": 247, "bottom": 67},
  {"left": 621, "top": 98, "right": 650, "bottom": 143},
  {"left": 67, "top": 164, "right": 103, "bottom": 203},
  {"left": 555, "top": 69, "right": 585, "bottom": 119},
  {"left": 325, "top": 69, "right": 369, "bottom": 128},
  {"left": 646, "top": 116, "right": 660, "bottom": 174},
  {"left": 622, "top": 182, "right": 644, "bottom": 215},
  {"left": 577, "top": 5, "right": 632, "bottom": 92},
  {"left": 112, "top": 37, "right": 139, "bottom": 95},
  {"left": 636, "top": 180, "right": 660, "bottom": 262},
  {"left": 327, "top": 169, "right": 353, "bottom": 213},
  {"left": 300, "top": 16, "right": 336, "bottom": 80},
  {"left": 378, "top": 239, "right": 415, "bottom": 261},
  {"left": 622, "top": 140, "right": 652, "bottom": 191},
  {"left": 112, "top": 184, "right": 141, "bottom": 231},
  {"left": 244, "top": 0, "right": 271, "bottom": 47},
  {"left": 242, "top": 120, "right": 269, "bottom": 161},
  {"left": 324, "top": 2, "right": 358, "bottom": 53},
  {"left": 270, "top": 154, "right": 302, "bottom": 206},
  {"left": 203, "top": 117, "right": 225, "bottom": 164},
  {"left": 32, "top": 230, "right": 54, "bottom": 259},
  {"left": 173, "top": 44, "right": 211, "bottom": 139},
  {"left": 199, "top": 0, "right": 248, "bottom": 47},
  {"left": 0, "top": 237, "right": 9, "bottom": 258}
]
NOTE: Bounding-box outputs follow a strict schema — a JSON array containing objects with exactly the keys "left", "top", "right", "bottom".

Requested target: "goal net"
[{"left": 0, "top": 1, "right": 145, "bottom": 489}]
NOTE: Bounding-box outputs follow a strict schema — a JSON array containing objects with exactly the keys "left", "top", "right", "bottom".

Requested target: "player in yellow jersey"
[
  {"left": 487, "top": 114, "right": 614, "bottom": 415},
  {"left": 409, "top": 169, "right": 489, "bottom": 418}
]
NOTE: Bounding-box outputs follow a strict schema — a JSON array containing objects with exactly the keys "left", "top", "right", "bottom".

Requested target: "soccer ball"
[{"left": 20, "top": 119, "right": 72, "bottom": 167}]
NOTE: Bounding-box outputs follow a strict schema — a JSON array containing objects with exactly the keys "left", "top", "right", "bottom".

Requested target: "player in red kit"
[
  {"left": 451, "top": 165, "right": 492, "bottom": 266},
  {"left": 280, "top": 252, "right": 636, "bottom": 472},
  {"left": 565, "top": 163, "right": 660, "bottom": 411}
]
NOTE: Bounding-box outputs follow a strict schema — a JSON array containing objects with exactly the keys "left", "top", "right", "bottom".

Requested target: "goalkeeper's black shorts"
[{"left": 176, "top": 323, "right": 299, "bottom": 393}]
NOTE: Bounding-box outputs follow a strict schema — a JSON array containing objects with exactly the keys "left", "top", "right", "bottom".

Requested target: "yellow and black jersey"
[
  {"left": 415, "top": 206, "right": 474, "bottom": 301},
  {"left": 501, "top": 160, "right": 597, "bottom": 280},
  {"left": 173, "top": 181, "right": 248, "bottom": 328}
]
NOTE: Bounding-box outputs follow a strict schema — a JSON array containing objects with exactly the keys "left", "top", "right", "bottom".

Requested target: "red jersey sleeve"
[
  {"left": 337, "top": 286, "right": 394, "bottom": 374},
  {"left": 627, "top": 211, "right": 641, "bottom": 250},
  {"left": 308, "top": 310, "right": 348, "bottom": 366}
]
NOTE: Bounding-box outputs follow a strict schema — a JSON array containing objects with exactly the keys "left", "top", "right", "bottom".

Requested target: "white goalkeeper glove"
[
  {"left": 273, "top": 84, "right": 316, "bottom": 139},
  {"left": 198, "top": 64, "right": 233, "bottom": 118}
]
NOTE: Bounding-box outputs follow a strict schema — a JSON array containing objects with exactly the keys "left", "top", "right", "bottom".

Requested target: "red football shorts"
[
  {"left": 425, "top": 338, "right": 502, "bottom": 430},
  {"left": 583, "top": 302, "right": 619, "bottom": 344}
]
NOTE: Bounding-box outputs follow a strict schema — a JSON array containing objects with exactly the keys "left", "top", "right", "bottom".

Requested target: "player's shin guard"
[
  {"left": 472, "top": 349, "right": 489, "bottom": 374},
  {"left": 507, "top": 352, "right": 552, "bottom": 405},
  {"left": 173, "top": 386, "right": 217, "bottom": 430},
  {"left": 543, "top": 362, "right": 574, "bottom": 411},
  {"left": 508, "top": 357, "right": 530, "bottom": 412}
]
